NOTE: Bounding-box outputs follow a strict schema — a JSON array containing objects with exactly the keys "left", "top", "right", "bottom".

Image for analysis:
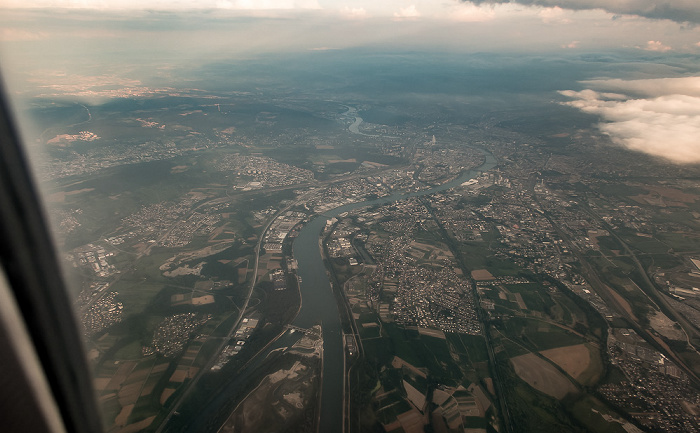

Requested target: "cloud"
[
  {"left": 461, "top": 0, "right": 700, "bottom": 23},
  {"left": 394, "top": 5, "right": 420, "bottom": 20},
  {"left": 580, "top": 77, "right": 700, "bottom": 98},
  {"left": 0, "top": 0, "right": 322, "bottom": 9},
  {"left": 339, "top": 6, "right": 368, "bottom": 19},
  {"left": 215, "top": 0, "right": 321, "bottom": 9},
  {"left": 559, "top": 89, "right": 626, "bottom": 100},
  {"left": 560, "top": 77, "right": 700, "bottom": 164},
  {"left": 562, "top": 40, "right": 579, "bottom": 49},
  {"left": 0, "top": 28, "right": 48, "bottom": 41},
  {"left": 450, "top": 3, "right": 497, "bottom": 22},
  {"left": 642, "top": 40, "right": 672, "bottom": 52},
  {"left": 538, "top": 6, "right": 571, "bottom": 24}
]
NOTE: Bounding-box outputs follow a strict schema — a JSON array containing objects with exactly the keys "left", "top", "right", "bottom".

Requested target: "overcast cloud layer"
[
  {"left": 561, "top": 77, "right": 700, "bottom": 164},
  {"left": 2, "top": 0, "right": 700, "bottom": 23},
  {"left": 463, "top": 0, "right": 700, "bottom": 23}
]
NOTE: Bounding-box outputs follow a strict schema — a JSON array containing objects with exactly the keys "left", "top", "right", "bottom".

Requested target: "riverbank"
[{"left": 292, "top": 148, "right": 497, "bottom": 431}]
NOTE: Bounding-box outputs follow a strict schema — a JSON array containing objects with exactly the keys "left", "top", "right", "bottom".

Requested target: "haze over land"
[{"left": 3, "top": 0, "right": 700, "bottom": 163}]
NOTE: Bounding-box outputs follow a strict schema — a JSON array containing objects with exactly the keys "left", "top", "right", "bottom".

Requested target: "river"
[
  {"left": 292, "top": 149, "right": 496, "bottom": 432},
  {"left": 178, "top": 125, "right": 495, "bottom": 433},
  {"left": 345, "top": 106, "right": 398, "bottom": 139}
]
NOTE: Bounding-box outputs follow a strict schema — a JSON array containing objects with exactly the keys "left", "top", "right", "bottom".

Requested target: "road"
[
  {"left": 156, "top": 187, "right": 318, "bottom": 432},
  {"left": 420, "top": 197, "right": 514, "bottom": 433},
  {"left": 529, "top": 175, "right": 700, "bottom": 384},
  {"left": 153, "top": 155, "right": 466, "bottom": 431},
  {"left": 587, "top": 206, "right": 700, "bottom": 343},
  {"left": 583, "top": 206, "right": 700, "bottom": 382}
]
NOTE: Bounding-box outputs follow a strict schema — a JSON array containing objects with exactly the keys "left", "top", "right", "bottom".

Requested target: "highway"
[
  {"left": 156, "top": 187, "right": 318, "bottom": 432},
  {"left": 159, "top": 149, "right": 492, "bottom": 432},
  {"left": 529, "top": 175, "right": 700, "bottom": 385}
]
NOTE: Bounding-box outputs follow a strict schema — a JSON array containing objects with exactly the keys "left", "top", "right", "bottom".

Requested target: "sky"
[
  {"left": 1, "top": 0, "right": 700, "bottom": 22},
  {"left": 3, "top": 1, "right": 700, "bottom": 55},
  {"left": 0, "top": 0, "right": 699, "bottom": 24},
  {"left": 1, "top": 0, "right": 699, "bottom": 164}
]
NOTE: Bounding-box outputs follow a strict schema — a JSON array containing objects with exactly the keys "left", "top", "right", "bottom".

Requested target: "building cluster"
[
  {"left": 104, "top": 231, "right": 136, "bottom": 246},
  {"left": 324, "top": 218, "right": 362, "bottom": 263},
  {"left": 414, "top": 146, "right": 484, "bottom": 185},
  {"left": 47, "top": 130, "right": 100, "bottom": 144},
  {"left": 54, "top": 208, "right": 83, "bottom": 235},
  {"left": 262, "top": 211, "right": 306, "bottom": 253},
  {"left": 425, "top": 171, "right": 626, "bottom": 323},
  {"left": 116, "top": 195, "right": 228, "bottom": 248},
  {"left": 390, "top": 266, "right": 481, "bottom": 334},
  {"left": 271, "top": 269, "right": 287, "bottom": 290},
  {"left": 75, "top": 282, "right": 109, "bottom": 308},
  {"left": 563, "top": 281, "right": 617, "bottom": 319},
  {"left": 211, "top": 318, "right": 259, "bottom": 371},
  {"left": 121, "top": 199, "right": 194, "bottom": 239},
  {"left": 377, "top": 198, "right": 433, "bottom": 235},
  {"left": 428, "top": 180, "right": 573, "bottom": 281},
  {"left": 149, "top": 313, "right": 210, "bottom": 358},
  {"left": 483, "top": 196, "right": 569, "bottom": 275},
  {"left": 214, "top": 154, "right": 314, "bottom": 188},
  {"left": 378, "top": 168, "right": 426, "bottom": 193},
  {"left": 69, "top": 192, "right": 239, "bottom": 339},
  {"left": 600, "top": 328, "right": 700, "bottom": 432},
  {"left": 428, "top": 193, "right": 486, "bottom": 242},
  {"left": 666, "top": 297, "right": 700, "bottom": 330},
  {"left": 80, "top": 291, "right": 123, "bottom": 337},
  {"left": 72, "top": 244, "right": 117, "bottom": 278},
  {"left": 328, "top": 237, "right": 354, "bottom": 259},
  {"left": 343, "top": 197, "right": 481, "bottom": 335},
  {"left": 305, "top": 177, "right": 389, "bottom": 214},
  {"left": 160, "top": 211, "right": 220, "bottom": 247},
  {"left": 40, "top": 139, "right": 193, "bottom": 180},
  {"left": 534, "top": 184, "right": 609, "bottom": 253}
]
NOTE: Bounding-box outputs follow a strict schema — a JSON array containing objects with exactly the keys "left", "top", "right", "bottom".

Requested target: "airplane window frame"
[{"left": 0, "top": 78, "right": 103, "bottom": 433}]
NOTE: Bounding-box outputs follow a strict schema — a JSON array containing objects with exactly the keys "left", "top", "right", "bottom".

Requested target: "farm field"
[
  {"left": 510, "top": 353, "right": 577, "bottom": 399},
  {"left": 540, "top": 343, "right": 603, "bottom": 385}
]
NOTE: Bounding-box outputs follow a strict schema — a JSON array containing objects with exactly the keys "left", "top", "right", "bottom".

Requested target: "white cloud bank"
[
  {"left": 0, "top": 0, "right": 322, "bottom": 9},
  {"left": 642, "top": 40, "right": 672, "bottom": 52},
  {"left": 560, "top": 77, "right": 700, "bottom": 164},
  {"left": 216, "top": 0, "right": 321, "bottom": 9},
  {"left": 339, "top": 6, "right": 368, "bottom": 19},
  {"left": 393, "top": 4, "right": 421, "bottom": 20},
  {"left": 463, "top": 0, "right": 700, "bottom": 23}
]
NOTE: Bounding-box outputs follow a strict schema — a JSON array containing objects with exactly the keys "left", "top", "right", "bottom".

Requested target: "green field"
[
  {"left": 569, "top": 395, "right": 628, "bottom": 433},
  {"left": 446, "top": 333, "right": 489, "bottom": 365}
]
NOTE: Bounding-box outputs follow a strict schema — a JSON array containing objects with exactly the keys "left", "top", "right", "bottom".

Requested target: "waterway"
[
  {"left": 345, "top": 106, "right": 398, "bottom": 139},
  {"left": 293, "top": 150, "right": 496, "bottom": 432},
  {"left": 348, "top": 114, "right": 365, "bottom": 135},
  {"left": 345, "top": 106, "right": 366, "bottom": 136},
  {"left": 178, "top": 123, "right": 495, "bottom": 433}
]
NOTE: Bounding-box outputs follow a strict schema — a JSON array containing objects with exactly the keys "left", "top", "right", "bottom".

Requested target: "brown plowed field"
[
  {"left": 511, "top": 353, "right": 577, "bottom": 399},
  {"left": 540, "top": 344, "right": 590, "bottom": 382}
]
